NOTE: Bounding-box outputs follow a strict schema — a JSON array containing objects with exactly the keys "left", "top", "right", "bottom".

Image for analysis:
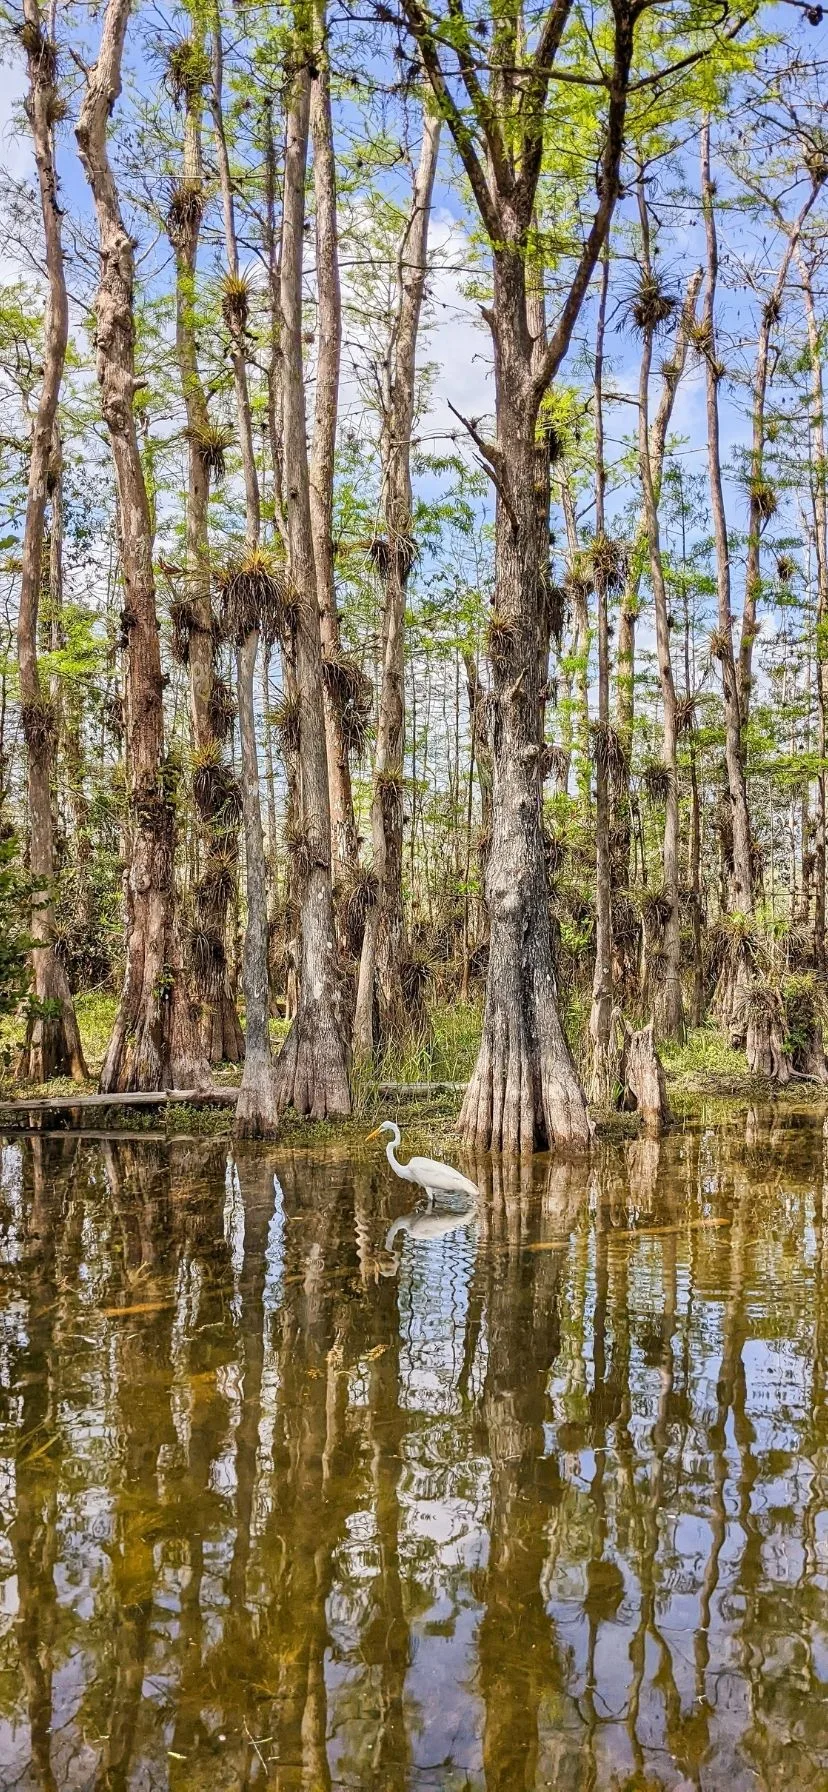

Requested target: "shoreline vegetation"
[{"left": 2, "top": 992, "right": 823, "bottom": 1148}]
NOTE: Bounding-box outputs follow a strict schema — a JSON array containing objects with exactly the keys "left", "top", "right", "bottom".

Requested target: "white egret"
[
  {"left": 366, "top": 1120, "right": 479, "bottom": 1200},
  {"left": 385, "top": 1201, "right": 477, "bottom": 1250}
]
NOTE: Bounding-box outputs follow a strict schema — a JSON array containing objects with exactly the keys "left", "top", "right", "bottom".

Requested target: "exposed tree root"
[
  {"left": 459, "top": 941, "right": 590, "bottom": 1155},
  {"left": 617, "top": 1014, "right": 671, "bottom": 1135},
  {"left": 274, "top": 994, "right": 350, "bottom": 1121}
]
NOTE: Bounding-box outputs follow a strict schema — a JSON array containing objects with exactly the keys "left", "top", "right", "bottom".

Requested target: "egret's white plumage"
[{"left": 366, "top": 1121, "right": 479, "bottom": 1200}]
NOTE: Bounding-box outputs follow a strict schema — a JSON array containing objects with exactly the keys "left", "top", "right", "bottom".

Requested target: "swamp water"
[{"left": 0, "top": 1109, "right": 827, "bottom": 1790}]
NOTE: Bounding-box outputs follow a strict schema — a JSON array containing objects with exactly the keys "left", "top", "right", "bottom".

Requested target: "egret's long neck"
[{"left": 386, "top": 1136, "right": 413, "bottom": 1181}]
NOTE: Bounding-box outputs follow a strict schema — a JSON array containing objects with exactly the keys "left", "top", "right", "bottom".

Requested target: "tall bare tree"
[
  {"left": 273, "top": 35, "right": 350, "bottom": 1119},
  {"left": 211, "top": 0, "right": 279, "bottom": 1133},
  {"left": 166, "top": 26, "right": 244, "bottom": 1067},
  {"left": 17, "top": 0, "right": 87, "bottom": 1083},
  {"left": 309, "top": 0, "right": 361, "bottom": 879},
  {"left": 354, "top": 103, "right": 441, "bottom": 1060},
  {"left": 76, "top": 0, "right": 209, "bottom": 1091},
  {"left": 636, "top": 181, "right": 683, "bottom": 1040}
]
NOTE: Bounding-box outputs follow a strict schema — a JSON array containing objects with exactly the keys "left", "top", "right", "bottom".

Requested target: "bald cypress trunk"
[
  {"left": 17, "top": 0, "right": 87, "bottom": 1083},
  {"left": 273, "top": 51, "right": 350, "bottom": 1119},
  {"left": 168, "top": 28, "right": 243, "bottom": 1067},
  {"left": 459, "top": 237, "right": 591, "bottom": 1152},
  {"left": 614, "top": 268, "right": 702, "bottom": 890},
  {"left": 701, "top": 123, "right": 753, "bottom": 917},
  {"left": 354, "top": 107, "right": 441, "bottom": 1059},
  {"left": 637, "top": 189, "right": 683, "bottom": 1041},
  {"left": 309, "top": 5, "right": 359, "bottom": 879},
  {"left": 798, "top": 249, "right": 828, "bottom": 972},
  {"left": 211, "top": 1, "right": 278, "bottom": 1132},
  {"left": 77, "top": 0, "right": 209, "bottom": 1092}
]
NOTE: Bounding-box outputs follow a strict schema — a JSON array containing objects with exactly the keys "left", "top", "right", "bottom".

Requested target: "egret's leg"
[{"left": 425, "top": 1187, "right": 435, "bottom": 1209}]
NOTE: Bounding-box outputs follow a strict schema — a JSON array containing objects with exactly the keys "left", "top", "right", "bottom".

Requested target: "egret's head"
[{"left": 365, "top": 1120, "right": 397, "bottom": 1143}]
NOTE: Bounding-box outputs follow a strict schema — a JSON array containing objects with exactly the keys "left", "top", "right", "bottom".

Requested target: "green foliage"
[
  {"left": 0, "top": 835, "right": 33, "bottom": 1020},
  {"left": 660, "top": 1027, "right": 747, "bottom": 1079}
]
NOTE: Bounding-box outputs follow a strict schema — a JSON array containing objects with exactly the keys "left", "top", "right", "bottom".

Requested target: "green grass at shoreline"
[{"left": 2, "top": 997, "right": 826, "bottom": 1147}]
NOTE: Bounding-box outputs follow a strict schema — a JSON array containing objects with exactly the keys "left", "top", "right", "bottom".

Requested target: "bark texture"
[
  {"left": 637, "top": 193, "right": 683, "bottom": 1042},
  {"left": 309, "top": 11, "right": 359, "bottom": 878},
  {"left": 168, "top": 28, "right": 243, "bottom": 1065},
  {"left": 614, "top": 268, "right": 702, "bottom": 888},
  {"left": 77, "top": 0, "right": 209, "bottom": 1092},
  {"left": 211, "top": 2, "right": 277, "bottom": 1131},
  {"left": 273, "top": 55, "right": 350, "bottom": 1119},
  {"left": 701, "top": 123, "right": 753, "bottom": 917},
  {"left": 797, "top": 248, "right": 828, "bottom": 972},
  {"left": 17, "top": 0, "right": 87, "bottom": 1083},
  {"left": 354, "top": 107, "right": 441, "bottom": 1059},
  {"left": 618, "top": 1016, "right": 671, "bottom": 1134},
  {"left": 588, "top": 249, "right": 614, "bottom": 1102}
]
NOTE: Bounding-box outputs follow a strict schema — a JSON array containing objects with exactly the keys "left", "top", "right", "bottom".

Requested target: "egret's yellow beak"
[{"left": 365, "top": 1126, "right": 383, "bottom": 1142}]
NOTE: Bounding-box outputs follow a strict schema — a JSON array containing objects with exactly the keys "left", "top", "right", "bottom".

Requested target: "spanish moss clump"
[
  {"left": 196, "top": 850, "right": 236, "bottom": 923},
  {"left": 376, "top": 766, "right": 404, "bottom": 830},
  {"left": 675, "top": 694, "right": 696, "bottom": 736},
  {"left": 630, "top": 272, "right": 677, "bottom": 336},
  {"left": 44, "top": 88, "right": 68, "bottom": 126},
  {"left": 221, "top": 270, "right": 251, "bottom": 335},
  {"left": 215, "top": 548, "right": 289, "bottom": 647},
  {"left": 399, "top": 947, "right": 434, "bottom": 1013},
  {"left": 207, "top": 676, "right": 236, "bottom": 742},
  {"left": 322, "top": 652, "right": 372, "bottom": 758},
  {"left": 539, "top": 571, "right": 566, "bottom": 645},
  {"left": 21, "top": 698, "right": 56, "bottom": 765},
  {"left": 189, "top": 925, "right": 225, "bottom": 999},
  {"left": 686, "top": 314, "right": 712, "bottom": 352},
  {"left": 167, "top": 178, "right": 205, "bottom": 249},
  {"left": 629, "top": 272, "right": 678, "bottom": 335},
  {"left": 337, "top": 864, "right": 378, "bottom": 956},
  {"left": 542, "top": 741, "right": 569, "bottom": 786},
  {"left": 742, "top": 979, "right": 782, "bottom": 1023},
  {"left": 165, "top": 36, "right": 210, "bottom": 107},
  {"left": 272, "top": 691, "right": 301, "bottom": 756},
  {"left": 169, "top": 595, "right": 198, "bottom": 667},
  {"left": 641, "top": 760, "right": 672, "bottom": 806},
  {"left": 640, "top": 887, "right": 673, "bottom": 933},
  {"left": 369, "top": 534, "right": 416, "bottom": 577},
  {"left": 749, "top": 476, "right": 778, "bottom": 522},
  {"left": 707, "top": 911, "right": 760, "bottom": 983},
  {"left": 611, "top": 891, "right": 640, "bottom": 955},
  {"left": 591, "top": 532, "right": 628, "bottom": 593},
  {"left": 189, "top": 419, "right": 234, "bottom": 484},
  {"left": 591, "top": 721, "right": 627, "bottom": 794},
  {"left": 191, "top": 744, "right": 242, "bottom": 826},
  {"left": 285, "top": 818, "right": 313, "bottom": 885},
  {"left": 565, "top": 553, "right": 593, "bottom": 606},
  {"left": 487, "top": 612, "right": 517, "bottom": 668},
  {"left": 18, "top": 18, "right": 57, "bottom": 85}
]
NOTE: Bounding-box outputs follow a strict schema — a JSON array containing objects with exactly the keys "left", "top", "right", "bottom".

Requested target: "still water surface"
[{"left": 1, "top": 1110, "right": 827, "bottom": 1790}]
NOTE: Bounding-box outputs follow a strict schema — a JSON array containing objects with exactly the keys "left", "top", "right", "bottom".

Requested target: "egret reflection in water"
[{"left": 1, "top": 1111, "right": 828, "bottom": 1788}]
